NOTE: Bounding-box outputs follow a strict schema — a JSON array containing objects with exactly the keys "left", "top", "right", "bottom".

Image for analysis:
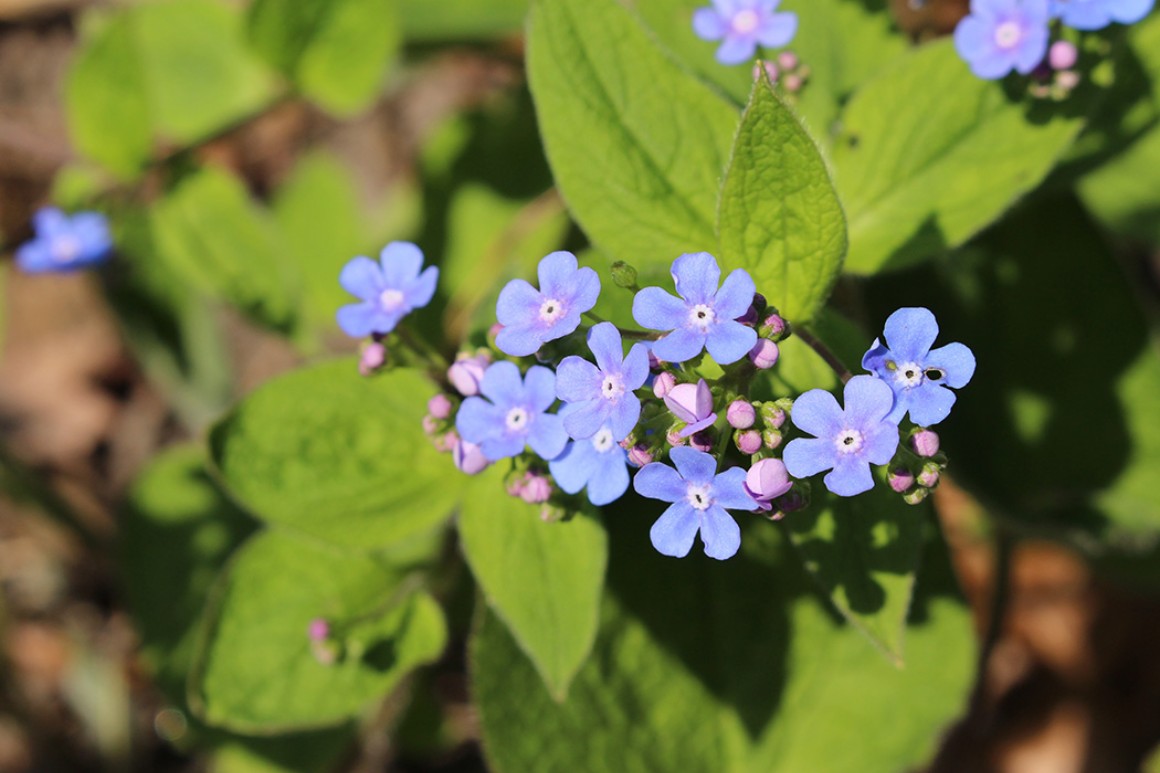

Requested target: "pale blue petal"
[
  {"left": 404, "top": 265, "right": 439, "bottom": 309},
  {"left": 756, "top": 12, "right": 797, "bottom": 47},
  {"left": 906, "top": 383, "right": 957, "bottom": 427},
  {"left": 633, "top": 463, "right": 686, "bottom": 503},
  {"left": 71, "top": 213, "right": 111, "bottom": 258},
  {"left": 587, "top": 323, "right": 624, "bottom": 374},
  {"left": 883, "top": 307, "right": 939, "bottom": 362},
  {"left": 670, "top": 446, "right": 717, "bottom": 484},
  {"left": 33, "top": 207, "right": 68, "bottom": 236},
  {"left": 336, "top": 302, "right": 390, "bottom": 337},
  {"left": 843, "top": 376, "right": 896, "bottom": 428},
  {"left": 525, "top": 365, "right": 557, "bottom": 412},
  {"left": 649, "top": 503, "right": 700, "bottom": 558},
  {"left": 926, "top": 342, "right": 977, "bottom": 389},
  {"left": 339, "top": 256, "right": 383, "bottom": 299},
  {"left": 15, "top": 241, "right": 55, "bottom": 273},
  {"left": 482, "top": 433, "right": 526, "bottom": 461},
  {"left": 528, "top": 414, "right": 568, "bottom": 460},
  {"left": 456, "top": 397, "right": 504, "bottom": 445},
  {"left": 824, "top": 456, "right": 875, "bottom": 497},
  {"left": 622, "top": 343, "right": 651, "bottom": 390},
  {"left": 713, "top": 269, "right": 757, "bottom": 320},
  {"left": 609, "top": 397, "right": 641, "bottom": 442},
  {"left": 954, "top": 15, "right": 994, "bottom": 61},
  {"left": 495, "top": 325, "right": 545, "bottom": 358},
  {"left": 788, "top": 388, "right": 843, "bottom": 439},
  {"left": 863, "top": 422, "right": 900, "bottom": 466},
  {"left": 717, "top": 34, "right": 758, "bottom": 65},
  {"left": 671, "top": 252, "right": 721, "bottom": 305},
  {"left": 479, "top": 361, "right": 524, "bottom": 407},
  {"left": 633, "top": 287, "right": 687, "bottom": 331},
  {"left": 496, "top": 279, "right": 541, "bottom": 327},
  {"left": 700, "top": 506, "right": 741, "bottom": 560},
  {"left": 651, "top": 327, "right": 707, "bottom": 363},
  {"left": 711, "top": 467, "right": 756, "bottom": 510},
  {"left": 587, "top": 446, "right": 630, "bottom": 506},
  {"left": 557, "top": 357, "right": 603, "bottom": 403},
  {"left": 536, "top": 251, "right": 579, "bottom": 297},
  {"left": 862, "top": 338, "right": 890, "bottom": 374},
  {"left": 379, "top": 242, "right": 425, "bottom": 286},
  {"left": 563, "top": 399, "right": 609, "bottom": 440},
  {"left": 1014, "top": 23, "right": 1050, "bottom": 73},
  {"left": 783, "top": 437, "right": 837, "bottom": 479},
  {"left": 550, "top": 440, "right": 596, "bottom": 495},
  {"left": 566, "top": 266, "right": 602, "bottom": 316},
  {"left": 693, "top": 8, "right": 726, "bottom": 40},
  {"left": 705, "top": 321, "right": 758, "bottom": 365},
  {"left": 1111, "top": 0, "right": 1154, "bottom": 23}
]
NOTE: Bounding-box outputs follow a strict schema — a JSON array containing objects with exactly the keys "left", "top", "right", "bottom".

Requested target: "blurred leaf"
[
  {"left": 247, "top": 0, "right": 399, "bottom": 115},
  {"left": 718, "top": 76, "right": 846, "bottom": 323},
  {"left": 151, "top": 167, "right": 298, "bottom": 331},
  {"left": 192, "top": 528, "right": 447, "bottom": 732},
  {"left": 471, "top": 513, "right": 974, "bottom": 772},
  {"left": 209, "top": 731, "right": 353, "bottom": 773},
  {"left": 458, "top": 466, "right": 607, "bottom": 700},
  {"left": 833, "top": 39, "right": 1089, "bottom": 274},
  {"left": 527, "top": 0, "right": 738, "bottom": 269},
  {"left": 210, "top": 361, "right": 465, "bottom": 551},
  {"left": 398, "top": 0, "right": 528, "bottom": 40}
]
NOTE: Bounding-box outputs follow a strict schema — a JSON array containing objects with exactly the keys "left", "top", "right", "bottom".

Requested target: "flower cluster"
[
  {"left": 15, "top": 207, "right": 112, "bottom": 274},
  {"left": 390, "top": 245, "right": 977, "bottom": 562},
  {"left": 954, "top": 0, "right": 1154, "bottom": 85}
]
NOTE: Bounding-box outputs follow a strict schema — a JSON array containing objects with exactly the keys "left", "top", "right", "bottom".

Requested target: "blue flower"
[
  {"left": 1051, "top": 0, "right": 1153, "bottom": 28},
  {"left": 556, "top": 323, "right": 649, "bottom": 441},
  {"left": 16, "top": 207, "right": 112, "bottom": 274},
  {"left": 456, "top": 362, "right": 568, "bottom": 462},
  {"left": 693, "top": 0, "right": 798, "bottom": 65},
  {"left": 495, "top": 251, "right": 600, "bottom": 357},
  {"left": 861, "top": 307, "right": 977, "bottom": 426},
  {"left": 782, "top": 376, "right": 900, "bottom": 497},
  {"left": 632, "top": 252, "right": 757, "bottom": 365},
  {"left": 954, "top": 0, "right": 1051, "bottom": 80},
  {"left": 549, "top": 421, "right": 631, "bottom": 506},
  {"left": 337, "top": 242, "right": 438, "bottom": 338},
  {"left": 633, "top": 447, "right": 755, "bottom": 560}
]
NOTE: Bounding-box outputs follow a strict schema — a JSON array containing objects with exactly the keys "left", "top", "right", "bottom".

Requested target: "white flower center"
[
  {"left": 994, "top": 20, "right": 1023, "bottom": 49},
  {"left": 688, "top": 304, "right": 716, "bottom": 330},
  {"left": 505, "top": 407, "right": 530, "bottom": 432},
  {"left": 601, "top": 374, "right": 625, "bottom": 402},
  {"left": 835, "top": 429, "right": 865, "bottom": 455},
  {"left": 52, "top": 235, "right": 82, "bottom": 264},
  {"left": 539, "top": 298, "right": 566, "bottom": 324},
  {"left": 379, "top": 288, "right": 407, "bottom": 312},
  {"left": 890, "top": 361, "right": 924, "bottom": 389},
  {"left": 686, "top": 482, "right": 713, "bottom": 511},
  {"left": 732, "top": 9, "right": 760, "bottom": 34},
  {"left": 592, "top": 428, "right": 616, "bottom": 453}
]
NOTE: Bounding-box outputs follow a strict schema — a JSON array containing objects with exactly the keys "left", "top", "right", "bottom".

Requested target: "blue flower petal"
[
  {"left": 1111, "top": 0, "right": 1154, "bottom": 24},
  {"left": 549, "top": 440, "right": 596, "bottom": 495},
  {"left": 651, "top": 327, "right": 707, "bottom": 364},
  {"left": 622, "top": 343, "right": 651, "bottom": 390},
  {"left": 536, "top": 251, "right": 580, "bottom": 297},
  {"left": 649, "top": 502, "right": 700, "bottom": 558},
  {"left": 15, "top": 241, "right": 55, "bottom": 273},
  {"left": 906, "top": 382, "right": 957, "bottom": 427},
  {"left": 609, "top": 397, "right": 641, "bottom": 442},
  {"left": 863, "top": 421, "right": 901, "bottom": 466},
  {"left": 926, "top": 342, "right": 977, "bottom": 389},
  {"left": 495, "top": 279, "right": 541, "bottom": 327},
  {"left": 705, "top": 320, "right": 758, "bottom": 365},
  {"left": 717, "top": 34, "right": 758, "bottom": 64},
  {"left": 670, "top": 446, "right": 717, "bottom": 483},
  {"left": 755, "top": 12, "right": 797, "bottom": 47},
  {"left": 633, "top": 287, "right": 687, "bottom": 331},
  {"left": 379, "top": 242, "right": 424, "bottom": 286},
  {"left": 711, "top": 467, "right": 756, "bottom": 510},
  {"left": 456, "top": 397, "right": 504, "bottom": 445},
  {"left": 861, "top": 338, "right": 890, "bottom": 373},
  {"left": 1013, "top": 23, "right": 1049, "bottom": 73},
  {"left": 528, "top": 413, "right": 568, "bottom": 460},
  {"left": 405, "top": 265, "right": 439, "bottom": 310},
  {"left": 713, "top": 269, "right": 757, "bottom": 320},
  {"left": 883, "top": 308, "right": 939, "bottom": 362},
  {"left": 482, "top": 433, "right": 526, "bottom": 462},
  {"left": 32, "top": 207, "right": 68, "bottom": 236},
  {"left": 587, "top": 323, "right": 624, "bottom": 373},
  {"left": 788, "top": 388, "right": 843, "bottom": 439},
  {"left": 824, "top": 455, "right": 875, "bottom": 497},
  {"left": 562, "top": 398, "right": 608, "bottom": 440},
  {"left": 556, "top": 357, "right": 602, "bottom": 403},
  {"left": 843, "top": 376, "right": 895, "bottom": 428},
  {"left": 339, "top": 256, "right": 383, "bottom": 299},
  {"left": 671, "top": 252, "right": 721, "bottom": 305},
  {"left": 633, "top": 462, "right": 686, "bottom": 503},
  {"left": 337, "top": 301, "right": 389, "bottom": 337},
  {"left": 587, "top": 445, "right": 630, "bottom": 506},
  {"left": 495, "top": 325, "right": 545, "bottom": 358},
  {"left": 479, "top": 361, "right": 525, "bottom": 407},
  {"left": 783, "top": 437, "right": 837, "bottom": 479},
  {"left": 693, "top": 7, "right": 726, "bottom": 39},
  {"left": 565, "top": 266, "right": 601, "bottom": 319},
  {"left": 700, "top": 506, "right": 741, "bottom": 560}
]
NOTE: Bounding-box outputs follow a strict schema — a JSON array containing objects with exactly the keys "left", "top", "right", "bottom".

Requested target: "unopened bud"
[
  {"left": 917, "top": 463, "right": 941, "bottom": 489},
  {"left": 453, "top": 439, "right": 490, "bottom": 475},
  {"left": 726, "top": 399, "right": 756, "bottom": 429},
  {"left": 653, "top": 371, "right": 677, "bottom": 399},
  {"left": 903, "top": 487, "right": 929, "bottom": 506},
  {"left": 749, "top": 339, "right": 780, "bottom": 369},
  {"left": 760, "top": 313, "right": 788, "bottom": 340},
  {"left": 433, "top": 431, "right": 457, "bottom": 453},
  {"left": 540, "top": 504, "right": 566, "bottom": 523},
  {"left": 689, "top": 430, "right": 714, "bottom": 453},
  {"left": 359, "top": 342, "right": 387, "bottom": 376},
  {"left": 627, "top": 443, "right": 654, "bottom": 467},
  {"left": 762, "top": 428, "right": 783, "bottom": 450},
  {"left": 777, "top": 51, "right": 799, "bottom": 71},
  {"left": 745, "top": 458, "right": 793, "bottom": 511},
  {"left": 759, "top": 401, "right": 787, "bottom": 429},
  {"left": 519, "top": 473, "right": 553, "bottom": 504},
  {"left": 448, "top": 352, "right": 490, "bottom": 397},
  {"left": 307, "top": 618, "right": 330, "bottom": 643},
  {"left": 1056, "top": 70, "right": 1081, "bottom": 92},
  {"left": 427, "top": 394, "right": 453, "bottom": 420},
  {"left": 735, "top": 429, "right": 763, "bottom": 455},
  {"left": 783, "top": 74, "right": 803, "bottom": 93},
  {"left": 610, "top": 261, "right": 638, "bottom": 289},
  {"left": 888, "top": 467, "right": 915, "bottom": 494},
  {"left": 422, "top": 415, "right": 439, "bottom": 435},
  {"left": 666, "top": 427, "right": 687, "bottom": 447},
  {"left": 909, "top": 429, "right": 940, "bottom": 458},
  {"left": 1049, "top": 40, "right": 1078, "bottom": 70}
]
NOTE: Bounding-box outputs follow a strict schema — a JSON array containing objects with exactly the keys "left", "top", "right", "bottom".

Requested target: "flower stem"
[
  {"left": 795, "top": 326, "right": 852, "bottom": 384},
  {"left": 397, "top": 326, "right": 448, "bottom": 373}
]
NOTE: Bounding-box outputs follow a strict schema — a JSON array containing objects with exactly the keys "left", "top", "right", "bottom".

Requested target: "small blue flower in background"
[
  {"left": 337, "top": 242, "right": 438, "bottom": 338},
  {"left": 633, "top": 252, "right": 757, "bottom": 365},
  {"left": 693, "top": 0, "right": 798, "bottom": 66},
  {"left": 456, "top": 362, "right": 568, "bottom": 462},
  {"left": 1051, "top": 0, "right": 1153, "bottom": 28},
  {"left": 954, "top": 0, "right": 1050, "bottom": 80},
  {"left": 862, "top": 307, "right": 976, "bottom": 426},
  {"left": 16, "top": 207, "right": 112, "bottom": 274},
  {"left": 495, "top": 251, "right": 601, "bottom": 357},
  {"left": 556, "top": 322, "right": 650, "bottom": 441},
  {"left": 549, "top": 419, "right": 631, "bottom": 506},
  {"left": 634, "top": 447, "right": 755, "bottom": 560},
  {"left": 783, "top": 376, "right": 900, "bottom": 497}
]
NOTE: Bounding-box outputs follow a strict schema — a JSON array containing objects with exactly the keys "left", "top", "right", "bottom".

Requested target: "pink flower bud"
[
  {"left": 666, "top": 427, "right": 687, "bottom": 447},
  {"left": 519, "top": 473, "right": 553, "bottom": 504},
  {"left": 1049, "top": 40, "right": 1078, "bottom": 71},
  {"left": 427, "top": 394, "right": 453, "bottom": 420},
  {"left": 448, "top": 353, "right": 490, "bottom": 397},
  {"left": 759, "top": 401, "right": 787, "bottom": 429},
  {"left": 744, "top": 458, "right": 793, "bottom": 511},
  {"left": 762, "top": 428, "right": 783, "bottom": 450},
  {"left": 777, "top": 51, "right": 799, "bottom": 71},
  {"left": 664, "top": 379, "right": 717, "bottom": 436},
  {"left": 753, "top": 60, "right": 779, "bottom": 83},
  {"left": 903, "top": 487, "right": 929, "bottom": 505},
  {"left": 652, "top": 371, "right": 677, "bottom": 399},
  {"left": 783, "top": 74, "right": 803, "bottom": 93},
  {"left": 735, "top": 430, "right": 762, "bottom": 455},
  {"left": 761, "top": 313, "right": 787, "bottom": 339},
  {"left": 433, "top": 431, "right": 457, "bottom": 453},
  {"left": 359, "top": 342, "right": 387, "bottom": 376},
  {"left": 889, "top": 468, "right": 915, "bottom": 494},
  {"left": 422, "top": 415, "right": 439, "bottom": 435},
  {"left": 627, "top": 443, "right": 654, "bottom": 467},
  {"left": 307, "top": 618, "right": 330, "bottom": 643},
  {"left": 917, "top": 463, "right": 940, "bottom": 489},
  {"left": 453, "top": 439, "right": 490, "bottom": 475},
  {"left": 749, "top": 339, "right": 780, "bottom": 369},
  {"left": 726, "top": 399, "right": 756, "bottom": 429},
  {"left": 909, "top": 429, "right": 940, "bottom": 458},
  {"left": 689, "top": 430, "right": 714, "bottom": 453},
  {"left": 1056, "top": 70, "right": 1081, "bottom": 91}
]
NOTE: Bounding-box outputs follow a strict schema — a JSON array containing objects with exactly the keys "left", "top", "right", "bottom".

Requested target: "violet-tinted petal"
[
  {"left": 633, "top": 462, "right": 686, "bottom": 503},
  {"left": 700, "top": 506, "right": 742, "bottom": 560},
  {"left": 664, "top": 382, "right": 703, "bottom": 424},
  {"left": 711, "top": 467, "right": 757, "bottom": 510},
  {"left": 756, "top": 12, "right": 797, "bottom": 47},
  {"left": 566, "top": 265, "right": 602, "bottom": 317},
  {"left": 537, "top": 251, "right": 580, "bottom": 297},
  {"left": 32, "top": 207, "right": 68, "bottom": 236},
  {"left": 609, "top": 398, "right": 641, "bottom": 442},
  {"left": 15, "top": 241, "right": 54, "bottom": 273},
  {"left": 788, "top": 388, "right": 844, "bottom": 439},
  {"left": 527, "top": 414, "right": 568, "bottom": 461},
  {"left": 339, "top": 256, "right": 383, "bottom": 299},
  {"left": 337, "top": 302, "right": 388, "bottom": 337},
  {"left": 649, "top": 503, "right": 700, "bottom": 558},
  {"left": 705, "top": 321, "right": 758, "bottom": 365},
  {"left": 671, "top": 252, "right": 721, "bottom": 305},
  {"left": 651, "top": 327, "right": 707, "bottom": 364},
  {"left": 1112, "top": 0, "right": 1154, "bottom": 23},
  {"left": 883, "top": 308, "right": 939, "bottom": 362},
  {"left": 633, "top": 287, "right": 687, "bottom": 330},
  {"left": 906, "top": 382, "right": 957, "bottom": 427},
  {"left": 926, "top": 342, "right": 977, "bottom": 389},
  {"left": 713, "top": 269, "right": 757, "bottom": 320},
  {"left": 954, "top": 15, "right": 994, "bottom": 61},
  {"left": 824, "top": 455, "right": 875, "bottom": 497},
  {"left": 379, "top": 242, "right": 424, "bottom": 286},
  {"left": 479, "top": 361, "right": 524, "bottom": 407},
  {"left": 495, "top": 326, "right": 544, "bottom": 358},
  {"left": 1014, "top": 24, "right": 1050, "bottom": 73},
  {"left": 861, "top": 338, "right": 890, "bottom": 373},
  {"left": 550, "top": 440, "right": 595, "bottom": 495},
  {"left": 670, "top": 446, "right": 717, "bottom": 484},
  {"left": 717, "top": 34, "right": 758, "bottom": 65},
  {"left": 456, "top": 397, "right": 503, "bottom": 445},
  {"left": 482, "top": 433, "right": 526, "bottom": 462},
  {"left": 72, "top": 213, "right": 111, "bottom": 254},
  {"left": 622, "top": 343, "right": 651, "bottom": 390},
  {"left": 556, "top": 356, "right": 603, "bottom": 403},
  {"left": 495, "top": 279, "right": 541, "bottom": 327},
  {"left": 783, "top": 437, "right": 837, "bottom": 479},
  {"left": 587, "top": 323, "right": 624, "bottom": 374},
  {"left": 588, "top": 446, "right": 630, "bottom": 506},
  {"left": 563, "top": 399, "right": 609, "bottom": 440},
  {"left": 525, "top": 365, "right": 558, "bottom": 412},
  {"left": 405, "top": 265, "right": 439, "bottom": 309},
  {"left": 678, "top": 413, "right": 717, "bottom": 438},
  {"left": 863, "top": 422, "right": 901, "bottom": 466},
  {"left": 842, "top": 376, "right": 896, "bottom": 428},
  {"left": 693, "top": 7, "right": 727, "bottom": 39}
]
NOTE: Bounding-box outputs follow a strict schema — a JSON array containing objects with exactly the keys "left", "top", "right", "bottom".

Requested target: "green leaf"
[
  {"left": 247, "top": 0, "right": 399, "bottom": 115},
  {"left": 192, "top": 529, "right": 447, "bottom": 732},
  {"left": 471, "top": 514, "right": 974, "bottom": 772},
  {"left": 398, "top": 0, "right": 528, "bottom": 40},
  {"left": 527, "top": 0, "right": 738, "bottom": 269},
  {"left": 718, "top": 75, "right": 846, "bottom": 323},
  {"left": 457, "top": 465, "right": 607, "bottom": 700},
  {"left": 210, "top": 361, "right": 465, "bottom": 551},
  {"left": 151, "top": 167, "right": 298, "bottom": 331},
  {"left": 833, "top": 39, "right": 1089, "bottom": 274}
]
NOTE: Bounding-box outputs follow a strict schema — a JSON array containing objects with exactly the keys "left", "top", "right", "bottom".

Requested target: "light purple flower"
[
  {"left": 862, "top": 307, "right": 976, "bottom": 426},
  {"left": 556, "top": 322, "right": 650, "bottom": 441},
  {"left": 337, "top": 242, "right": 438, "bottom": 338},
  {"left": 954, "top": 0, "right": 1051, "bottom": 80},
  {"left": 1051, "top": 0, "right": 1153, "bottom": 29},
  {"left": 634, "top": 447, "right": 755, "bottom": 560},
  {"left": 693, "top": 0, "right": 799, "bottom": 66},
  {"left": 664, "top": 379, "right": 717, "bottom": 437},
  {"left": 495, "top": 251, "right": 600, "bottom": 357},
  {"left": 16, "top": 207, "right": 112, "bottom": 274},
  {"left": 448, "top": 352, "right": 491, "bottom": 397},
  {"left": 783, "top": 376, "right": 900, "bottom": 497},
  {"left": 726, "top": 399, "right": 756, "bottom": 429},
  {"left": 744, "top": 458, "right": 793, "bottom": 511},
  {"left": 452, "top": 436, "right": 490, "bottom": 475},
  {"left": 455, "top": 362, "right": 568, "bottom": 462},
  {"left": 633, "top": 252, "right": 757, "bottom": 365},
  {"left": 549, "top": 422, "right": 631, "bottom": 506}
]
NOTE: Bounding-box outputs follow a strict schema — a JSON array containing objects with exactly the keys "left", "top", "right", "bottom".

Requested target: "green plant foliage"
[
  {"left": 210, "top": 361, "right": 465, "bottom": 551},
  {"left": 247, "top": 0, "right": 400, "bottom": 116},
  {"left": 833, "top": 39, "right": 1090, "bottom": 274},
  {"left": 718, "top": 75, "right": 847, "bottom": 323},
  {"left": 191, "top": 529, "right": 447, "bottom": 732},
  {"left": 458, "top": 466, "right": 607, "bottom": 700},
  {"left": 66, "top": 0, "right": 274, "bottom": 178},
  {"left": 150, "top": 166, "right": 298, "bottom": 331},
  {"left": 527, "top": 0, "right": 738, "bottom": 269},
  {"left": 398, "top": 0, "right": 529, "bottom": 40},
  {"left": 471, "top": 515, "right": 974, "bottom": 773}
]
